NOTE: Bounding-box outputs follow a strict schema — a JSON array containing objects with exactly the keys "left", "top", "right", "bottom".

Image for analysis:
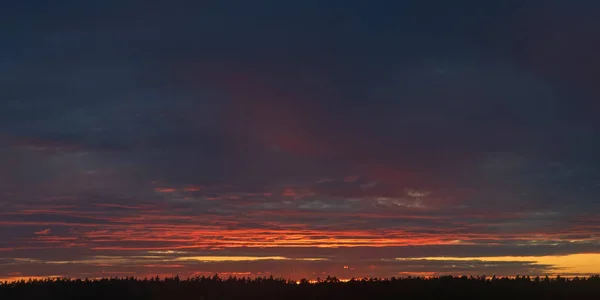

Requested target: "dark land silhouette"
[{"left": 2, "top": 275, "right": 600, "bottom": 299}]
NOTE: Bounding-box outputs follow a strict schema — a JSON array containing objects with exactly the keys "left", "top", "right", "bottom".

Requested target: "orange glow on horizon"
[{"left": 397, "top": 253, "right": 600, "bottom": 275}]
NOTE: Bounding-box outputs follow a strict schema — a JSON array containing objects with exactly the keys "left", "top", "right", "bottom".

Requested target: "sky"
[{"left": 1, "top": 0, "right": 600, "bottom": 281}]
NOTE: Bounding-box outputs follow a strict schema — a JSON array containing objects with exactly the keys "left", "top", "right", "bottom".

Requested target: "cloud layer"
[{"left": 1, "top": 0, "right": 600, "bottom": 280}]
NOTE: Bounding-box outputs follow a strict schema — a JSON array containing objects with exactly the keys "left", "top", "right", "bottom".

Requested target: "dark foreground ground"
[{"left": 2, "top": 275, "right": 600, "bottom": 299}]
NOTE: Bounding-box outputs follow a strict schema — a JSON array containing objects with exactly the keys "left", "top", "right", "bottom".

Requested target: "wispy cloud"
[{"left": 1, "top": 0, "right": 600, "bottom": 281}]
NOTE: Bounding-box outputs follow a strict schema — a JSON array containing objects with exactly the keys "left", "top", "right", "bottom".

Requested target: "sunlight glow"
[{"left": 396, "top": 253, "right": 600, "bottom": 275}]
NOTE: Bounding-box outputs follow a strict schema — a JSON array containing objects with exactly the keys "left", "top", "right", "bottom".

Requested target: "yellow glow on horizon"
[
  {"left": 396, "top": 253, "right": 600, "bottom": 274},
  {"left": 0, "top": 275, "right": 62, "bottom": 282}
]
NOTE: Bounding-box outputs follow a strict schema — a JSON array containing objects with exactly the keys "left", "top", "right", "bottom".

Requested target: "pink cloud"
[{"left": 34, "top": 228, "right": 51, "bottom": 236}]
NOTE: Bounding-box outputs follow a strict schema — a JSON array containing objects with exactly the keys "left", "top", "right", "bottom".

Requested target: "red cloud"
[
  {"left": 281, "top": 188, "right": 315, "bottom": 199},
  {"left": 155, "top": 188, "right": 177, "bottom": 193},
  {"left": 183, "top": 186, "right": 202, "bottom": 192},
  {"left": 343, "top": 176, "right": 359, "bottom": 183},
  {"left": 34, "top": 228, "right": 51, "bottom": 236}
]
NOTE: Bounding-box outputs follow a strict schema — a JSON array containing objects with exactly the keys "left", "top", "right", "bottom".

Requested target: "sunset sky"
[{"left": 2, "top": 0, "right": 600, "bottom": 281}]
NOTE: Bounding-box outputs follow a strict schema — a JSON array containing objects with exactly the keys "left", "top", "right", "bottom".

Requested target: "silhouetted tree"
[{"left": 1, "top": 274, "right": 600, "bottom": 300}]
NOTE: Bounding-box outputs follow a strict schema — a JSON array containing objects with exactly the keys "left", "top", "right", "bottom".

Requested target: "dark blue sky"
[{"left": 1, "top": 0, "right": 600, "bottom": 280}]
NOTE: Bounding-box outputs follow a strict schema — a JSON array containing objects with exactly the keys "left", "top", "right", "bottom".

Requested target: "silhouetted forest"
[{"left": 2, "top": 275, "right": 600, "bottom": 299}]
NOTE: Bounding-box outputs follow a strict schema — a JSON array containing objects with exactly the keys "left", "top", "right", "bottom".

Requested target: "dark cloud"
[{"left": 1, "top": 0, "right": 599, "bottom": 279}]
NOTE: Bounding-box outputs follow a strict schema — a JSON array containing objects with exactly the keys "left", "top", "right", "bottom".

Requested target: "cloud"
[
  {"left": 5, "top": 252, "right": 598, "bottom": 280},
  {"left": 34, "top": 229, "right": 51, "bottom": 236},
  {"left": 1, "top": 0, "right": 600, "bottom": 280}
]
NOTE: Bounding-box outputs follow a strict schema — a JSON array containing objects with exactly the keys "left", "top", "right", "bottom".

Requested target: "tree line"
[{"left": 2, "top": 274, "right": 600, "bottom": 299}]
